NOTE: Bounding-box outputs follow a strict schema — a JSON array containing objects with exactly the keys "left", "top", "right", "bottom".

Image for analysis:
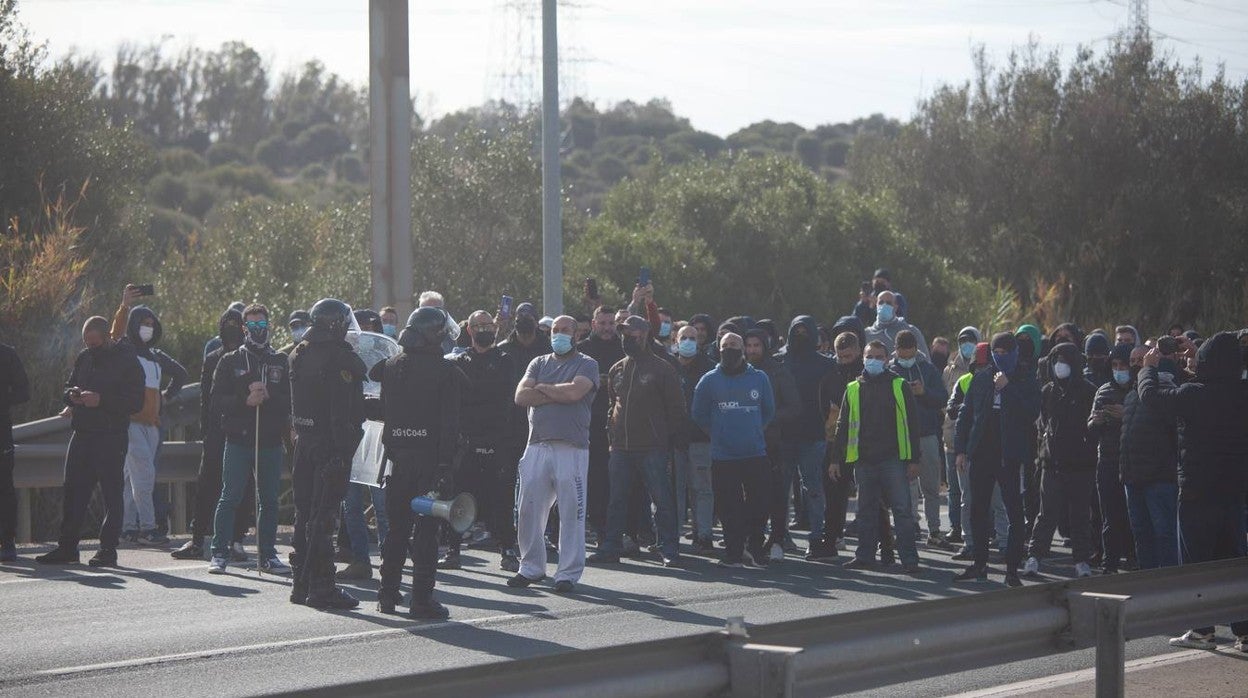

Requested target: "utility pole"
[
  {"left": 1129, "top": 0, "right": 1149, "bottom": 39},
  {"left": 540, "top": 0, "right": 563, "bottom": 317},
  {"left": 369, "top": 0, "right": 415, "bottom": 319}
]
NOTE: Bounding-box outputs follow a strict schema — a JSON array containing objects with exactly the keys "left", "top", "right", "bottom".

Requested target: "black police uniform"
[
  {"left": 374, "top": 310, "right": 463, "bottom": 618},
  {"left": 446, "top": 344, "right": 514, "bottom": 559},
  {"left": 289, "top": 307, "right": 366, "bottom": 609}
]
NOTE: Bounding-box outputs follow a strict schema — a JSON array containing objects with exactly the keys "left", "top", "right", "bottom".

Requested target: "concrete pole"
[
  {"left": 540, "top": 0, "right": 563, "bottom": 317},
  {"left": 369, "top": 0, "right": 414, "bottom": 319}
]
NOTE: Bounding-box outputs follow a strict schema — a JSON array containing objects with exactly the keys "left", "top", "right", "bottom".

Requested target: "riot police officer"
[
  {"left": 372, "top": 307, "right": 464, "bottom": 619},
  {"left": 289, "top": 299, "right": 366, "bottom": 610}
]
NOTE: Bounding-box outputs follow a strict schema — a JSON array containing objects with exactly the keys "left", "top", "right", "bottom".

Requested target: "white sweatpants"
[
  {"left": 516, "top": 441, "right": 588, "bottom": 584},
  {"left": 123, "top": 422, "right": 161, "bottom": 532}
]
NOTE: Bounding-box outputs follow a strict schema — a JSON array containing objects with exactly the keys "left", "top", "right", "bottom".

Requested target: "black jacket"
[
  {"left": 498, "top": 330, "right": 551, "bottom": 442},
  {"left": 63, "top": 342, "right": 145, "bottom": 434},
  {"left": 1039, "top": 344, "right": 1098, "bottom": 471},
  {"left": 577, "top": 333, "right": 625, "bottom": 434},
  {"left": 212, "top": 345, "right": 291, "bottom": 448},
  {"left": 1118, "top": 378, "right": 1178, "bottom": 486},
  {"left": 452, "top": 346, "right": 514, "bottom": 444},
  {"left": 1087, "top": 380, "right": 1129, "bottom": 469},
  {"left": 751, "top": 355, "right": 801, "bottom": 440},
  {"left": 674, "top": 352, "right": 715, "bottom": 444},
  {"left": 0, "top": 343, "right": 30, "bottom": 445},
  {"left": 831, "top": 369, "right": 922, "bottom": 466},
  {"left": 1138, "top": 332, "right": 1248, "bottom": 494},
  {"left": 371, "top": 346, "right": 464, "bottom": 466},
  {"left": 117, "top": 305, "right": 188, "bottom": 401}
]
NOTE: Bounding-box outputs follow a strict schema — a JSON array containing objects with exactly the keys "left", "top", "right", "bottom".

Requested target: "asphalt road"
[{"left": 0, "top": 528, "right": 1214, "bottom": 697}]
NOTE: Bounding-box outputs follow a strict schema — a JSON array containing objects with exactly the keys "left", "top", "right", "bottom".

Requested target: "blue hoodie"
[
  {"left": 691, "top": 363, "right": 775, "bottom": 460},
  {"left": 776, "top": 315, "right": 835, "bottom": 441}
]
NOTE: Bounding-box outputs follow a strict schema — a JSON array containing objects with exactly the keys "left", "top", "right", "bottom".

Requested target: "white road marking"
[{"left": 945, "top": 649, "right": 1215, "bottom": 697}]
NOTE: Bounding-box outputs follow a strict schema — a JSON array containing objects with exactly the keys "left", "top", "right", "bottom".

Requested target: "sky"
[{"left": 19, "top": 0, "right": 1248, "bottom": 136}]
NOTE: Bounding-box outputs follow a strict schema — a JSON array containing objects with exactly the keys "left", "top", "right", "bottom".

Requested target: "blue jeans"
[
  {"left": 945, "top": 450, "right": 962, "bottom": 533},
  {"left": 673, "top": 443, "right": 714, "bottom": 539},
  {"left": 1124, "top": 482, "right": 1177, "bottom": 569},
  {"left": 602, "top": 449, "right": 679, "bottom": 558},
  {"left": 343, "top": 482, "right": 389, "bottom": 563},
  {"left": 786, "top": 440, "right": 827, "bottom": 541},
  {"left": 212, "top": 442, "right": 282, "bottom": 558},
  {"left": 853, "top": 459, "right": 918, "bottom": 566}
]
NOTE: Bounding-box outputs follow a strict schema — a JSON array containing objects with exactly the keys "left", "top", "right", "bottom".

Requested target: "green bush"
[{"left": 205, "top": 141, "right": 252, "bottom": 167}]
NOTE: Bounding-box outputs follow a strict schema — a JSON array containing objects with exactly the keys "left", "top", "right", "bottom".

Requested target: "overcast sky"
[{"left": 20, "top": 0, "right": 1248, "bottom": 136}]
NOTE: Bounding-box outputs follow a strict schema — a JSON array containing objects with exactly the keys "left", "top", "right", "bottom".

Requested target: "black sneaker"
[
  {"left": 841, "top": 557, "right": 876, "bottom": 571},
  {"left": 661, "top": 555, "right": 682, "bottom": 568},
  {"left": 586, "top": 552, "right": 621, "bottom": 565},
  {"left": 306, "top": 588, "right": 359, "bottom": 610},
  {"left": 718, "top": 556, "right": 745, "bottom": 568},
  {"left": 946, "top": 530, "right": 964, "bottom": 544},
  {"left": 170, "top": 540, "right": 203, "bottom": 560},
  {"left": 500, "top": 549, "right": 520, "bottom": 573},
  {"left": 35, "top": 547, "right": 79, "bottom": 564},
  {"left": 879, "top": 550, "right": 896, "bottom": 566},
  {"left": 951, "top": 548, "right": 975, "bottom": 561},
  {"left": 506, "top": 573, "right": 542, "bottom": 588},
  {"left": 953, "top": 565, "right": 988, "bottom": 582},
  {"left": 1004, "top": 572, "right": 1023, "bottom": 587},
  {"left": 0, "top": 542, "right": 17, "bottom": 562},
  {"left": 409, "top": 599, "right": 450, "bottom": 620},
  {"left": 437, "top": 551, "right": 461, "bottom": 570},
  {"left": 693, "top": 537, "right": 715, "bottom": 553},
  {"left": 552, "top": 580, "right": 575, "bottom": 594},
  {"left": 337, "top": 561, "right": 373, "bottom": 580},
  {"left": 377, "top": 588, "right": 403, "bottom": 614},
  {"left": 289, "top": 584, "right": 307, "bottom": 605},
  {"left": 806, "top": 544, "right": 838, "bottom": 562},
  {"left": 87, "top": 549, "right": 118, "bottom": 567}
]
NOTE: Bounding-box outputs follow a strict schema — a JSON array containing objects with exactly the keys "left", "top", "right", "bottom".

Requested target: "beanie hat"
[
  {"left": 1085, "top": 333, "right": 1110, "bottom": 356},
  {"left": 991, "top": 332, "right": 1017, "bottom": 353}
]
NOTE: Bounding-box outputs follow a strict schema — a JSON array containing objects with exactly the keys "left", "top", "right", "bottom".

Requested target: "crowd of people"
[{"left": 1, "top": 269, "right": 1245, "bottom": 650}]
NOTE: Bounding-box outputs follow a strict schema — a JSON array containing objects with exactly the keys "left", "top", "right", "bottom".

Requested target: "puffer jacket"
[
  {"left": 1118, "top": 378, "right": 1178, "bottom": 486},
  {"left": 1039, "top": 343, "right": 1098, "bottom": 471},
  {"left": 1087, "top": 379, "right": 1129, "bottom": 470}
]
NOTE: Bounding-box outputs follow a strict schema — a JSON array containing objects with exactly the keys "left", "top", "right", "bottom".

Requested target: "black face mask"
[
  {"left": 515, "top": 317, "right": 536, "bottom": 333},
  {"left": 622, "top": 336, "right": 644, "bottom": 357},
  {"left": 873, "top": 280, "right": 888, "bottom": 293},
  {"left": 474, "top": 331, "right": 496, "bottom": 348},
  {"left": 789, "top": 333, "right": 811, "bottom": 351},
  {"left": 930, "top": 351, "right": 949, "bottom": 370},
  {"left": 720, "top": 348, "right": 745, "bottom": 374},
  {"left": 1088, "top": 356, "right": 1108, "bottom": 373},
  {"left": 245, "top": 326, "right": 269, "bottom": 349}
]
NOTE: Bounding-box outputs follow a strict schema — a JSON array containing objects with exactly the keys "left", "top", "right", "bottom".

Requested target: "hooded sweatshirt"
[
  {"left": 745, "top": 329, "right": 801, "bottom": 439},
  {"left": 1083, "top": 333, "right": 1112, "bottom": 388},
  {"left": 110, "top": 304, "right": 188, "bottom": 427},
  {"left": 830, "top": 315, "right": 867, "bottom": 352},
  {"left": 1039, "top": 343, "right": 1098, "bottom": 471},
  {"left": 891, "top": 350, "right": 948, "bottom": 438},
  {"left": 691, "top": 362, "right": 775, "bottom": 461},
  {"left": 776, "top": 316, "right": 836, "bottom": 441},
  {"left": 201, "top": 309, "right": 244, "bottom": 438},
  {"left": 942, "top": 327, "right": 982, "bottom": 445},
  {"left": 1137, "top": 331, "right": 1248, "bottom": 494},
  {"left": 864, "top": 311, "right": 927, "bottom": 358}
]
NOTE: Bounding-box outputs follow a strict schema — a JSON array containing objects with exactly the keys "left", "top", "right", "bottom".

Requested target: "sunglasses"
[{"left": 246, "top": 320, "right": 269, "bottom": 329}]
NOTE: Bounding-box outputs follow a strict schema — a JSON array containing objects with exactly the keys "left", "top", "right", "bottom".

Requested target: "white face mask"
[
  {"left": 138, "top": 326, "right": 155, "bottom": 343},
  {"left": 1053, "top": 361, "right": 1071, "bottom": 380}
]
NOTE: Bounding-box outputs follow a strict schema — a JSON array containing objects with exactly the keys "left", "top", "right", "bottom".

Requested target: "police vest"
[
  {"left": 380, "top": 353, "right": 450, "bottom": 451},
  {"left": 844, "top": 377, "right": 912, "bottom": 464}
]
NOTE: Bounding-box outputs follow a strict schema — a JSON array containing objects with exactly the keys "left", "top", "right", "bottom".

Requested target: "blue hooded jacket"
[{"left": 776, "top": 315, "right": 836, "bottom": 441}]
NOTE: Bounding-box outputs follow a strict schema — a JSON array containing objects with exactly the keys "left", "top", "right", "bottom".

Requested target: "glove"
[{"left": 433, "top": 464, "right": 454, "bottom": 498}]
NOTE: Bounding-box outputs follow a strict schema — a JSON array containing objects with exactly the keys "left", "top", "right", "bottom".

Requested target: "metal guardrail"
[{"left": 271, "top": 557, "right": 1248, "bottom": 698}]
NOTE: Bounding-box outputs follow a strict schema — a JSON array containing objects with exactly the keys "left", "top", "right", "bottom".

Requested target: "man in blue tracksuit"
[{"left": 692, "top": 333, "right": 775, "bottom": 568}]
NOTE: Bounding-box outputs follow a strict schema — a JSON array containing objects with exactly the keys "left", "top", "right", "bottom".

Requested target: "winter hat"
[
  {"left": 1084, "top": 333, "right": 1110, "bottom": 357},
  {"left": 990, "top": 332, "right": 1017, "bottom": 353},
  {"left": 1109, "top": 343, "right": 1133, "bottom": 365}
]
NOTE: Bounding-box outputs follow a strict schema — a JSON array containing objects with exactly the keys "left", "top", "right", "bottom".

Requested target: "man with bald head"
[
  {"left": 691, "top": 332, "right": 776, "bottom": 568},
  {"left": 510, "top": 315, "right": 599, "bottom": 592},
  {"left": 865, "top": 290, "right": 926, "bottom": 357}
]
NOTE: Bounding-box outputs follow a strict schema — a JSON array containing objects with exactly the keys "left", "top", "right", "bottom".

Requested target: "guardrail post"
[
  {"left": 171, "top": 482, "right": 188, "bottom": 535},
  {"left": 1083, "top": 592, "right": 1130, "bottom": 698},
  {"left": 723, "top": 616, "right": 803, "bottom": 698}
]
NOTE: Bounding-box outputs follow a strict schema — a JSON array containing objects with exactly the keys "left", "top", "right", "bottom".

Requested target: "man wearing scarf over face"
[
  {"left": 954, "top": 333, "right": 1041, "bottom": 587},
  {"left": 207, "top": 304, "right": 292, "bottom": 576}
]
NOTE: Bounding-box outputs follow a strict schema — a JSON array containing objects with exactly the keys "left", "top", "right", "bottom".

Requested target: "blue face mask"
[
  {"left": 877, "top": 304, "right": 895, "bottom": 323},
  {"left": 960, "top": 342, "right": 975, "bottom": 360},
  {"left": 382, "top": 324, "right": 397, "bottom": 338},
  {"left": 659, "top": 321, "right": 672, "bottom": 338},
  {"left": 864, "top": 358, "right": 886, "bottom": 376},
  {"left": 993, "top": 349, "right": 1019, "bottom": 376},
  {"left": 551, "top": 333, "right": 574, "bottom": 356},
  {"left": 1113, "top": 369, "right": 1131, "bottom": 386},
  {"left": 897, "top": 357, "right": 917, "bottom": 369},
  {"left": 677, "top": 338, "right": 698, "bottom": 358}
]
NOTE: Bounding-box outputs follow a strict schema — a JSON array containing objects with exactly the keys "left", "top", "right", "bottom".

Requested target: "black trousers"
[
  {"left": 380, "top": 451, "right": 440, "bottom": 602},
  {"left": 763, "top": 434, "right": 788, "bottom": 546},
  {"left": 292, "top": 437, "right": 347, "bottom": 598},
  {"left": 58, "top": 430, "right": 128, "bottom": 551},
  {"left": 587, "top": 429, "right": 610, "bottom": 538},
  {"left": 1, "top": 443, "right": 15, "bottom": 546},
  {"left": 1097, "top": 462, "right": 1134, "bottom": 569},
  {"left": 444, "top": 443, "right": 503, "bottom": 551},
  {"left": 190, "top": 431, "right": 253, "bottom": 542},
  {"left": 712, "top": 456, "right": 769, "bottom": 558},
  {"left": 970, "top": 457, "right": 1025, "bottom": 569},
  {"left": 1028, "top": 468, "right": 1096, "bottom": 564}
]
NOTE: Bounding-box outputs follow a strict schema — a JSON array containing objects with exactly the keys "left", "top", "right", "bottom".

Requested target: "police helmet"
[
  {"left": 305, "top": 298, "right": 352, "bottom": 342},
  {"left": 399, "top": 307, "right": 448, "bottom": 350},
  {"left": 288, "top": 310, "right": 311, "bottom": 327}
]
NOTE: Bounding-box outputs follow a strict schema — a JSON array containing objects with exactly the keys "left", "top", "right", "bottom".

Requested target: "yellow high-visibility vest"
[
  {"left": 958, "top": 371, "right": 974, "bottom": 396},
  {"left": 845, "top": 377, "right": 912, "bottom": 464}
]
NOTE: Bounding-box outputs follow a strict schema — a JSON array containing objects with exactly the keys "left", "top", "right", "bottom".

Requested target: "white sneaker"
[
  {"left": 230, "top": 541, "right": 248, "bottom": 562},
  {"left": 1234, "top": 636, "right": 1246, "bottom": 653},
  {"left": 769, "top": 543, "right": 785, "bottom": 562},
  {"left": 260, "top": 556, "right": 291, "bottom": 575},
  {"left": 1074, "top": 562, "right": 1093, "bottom": 578},
  {"left": 1169, "top": 630, "right": 1217, "bottom": 650},
  {"left": 1022, "top": 557, "right": 1040, "bottom": 576},
  {"left": 207, "top": 556, "right": 227, "bottom": 574}
]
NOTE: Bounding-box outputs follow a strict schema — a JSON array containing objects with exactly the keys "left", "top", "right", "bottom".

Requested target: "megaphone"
[{"left": 411, "top": 492, "right": 477, "bottom": 534}]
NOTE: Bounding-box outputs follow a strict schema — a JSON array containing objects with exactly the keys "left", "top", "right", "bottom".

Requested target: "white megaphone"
[{"left": 410, "top": 492, "right": 477, "bottom": 534}]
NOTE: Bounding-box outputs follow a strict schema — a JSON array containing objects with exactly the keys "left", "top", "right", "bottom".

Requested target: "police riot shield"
[{"left": 350, "top": 330, "right": 401, "bottom": 487}]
